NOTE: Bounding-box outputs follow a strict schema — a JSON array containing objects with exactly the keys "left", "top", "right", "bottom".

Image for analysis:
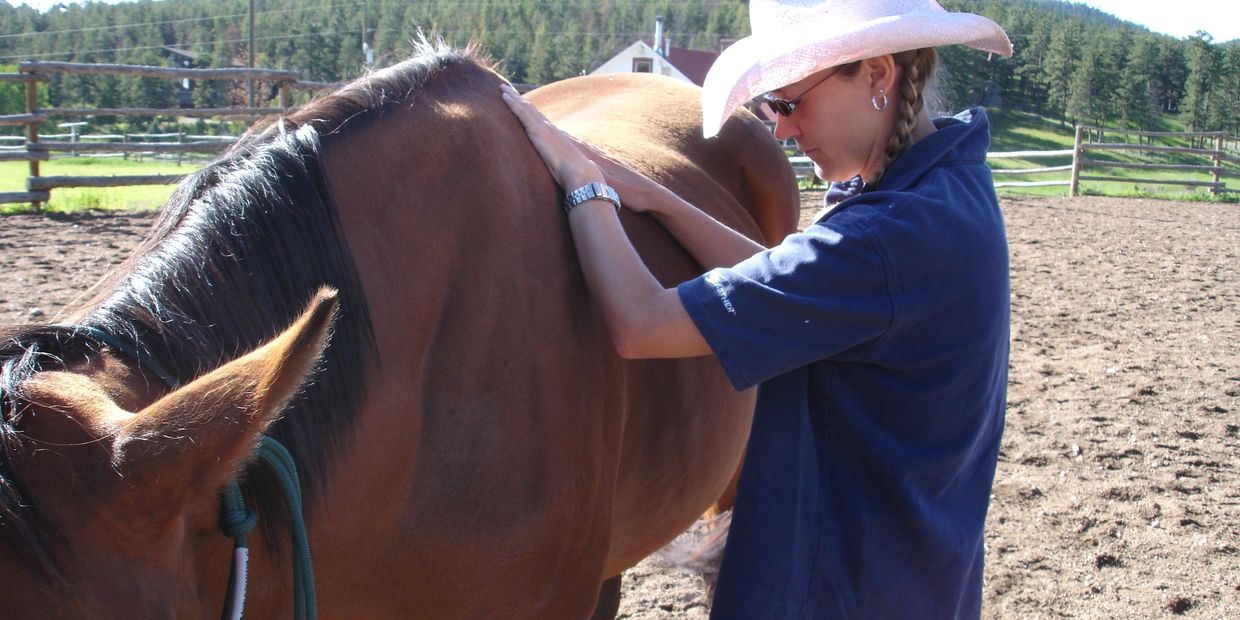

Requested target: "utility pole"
[
  {"left": 362, "top": 1, "right": 373, "bottom": 67},
  {"left": 248, "top": 0, "right": 255, "bottom": 107}
]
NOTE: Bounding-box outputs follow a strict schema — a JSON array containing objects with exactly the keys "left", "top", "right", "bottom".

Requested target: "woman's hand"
[
  {"left": 500, "top": 82, "right": 676, "bottom": 216},
  {"left": 500, "top": 83, "right": 603, "bottom": 190},
  {"left": 578, "top": 145, "right": 665, "bottom": 215}
]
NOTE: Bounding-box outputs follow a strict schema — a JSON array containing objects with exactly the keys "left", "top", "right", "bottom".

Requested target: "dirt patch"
[
  {"left": 0, "top": 210, "right": 153, "bottom": 324},
  {"left": 2, "top": 195, "right": 1237, "bottom": 617}
]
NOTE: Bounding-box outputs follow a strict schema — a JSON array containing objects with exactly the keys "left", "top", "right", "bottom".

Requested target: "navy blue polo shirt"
[{"left": 679, "top": 108, "right": 1009, "bottom": 619}]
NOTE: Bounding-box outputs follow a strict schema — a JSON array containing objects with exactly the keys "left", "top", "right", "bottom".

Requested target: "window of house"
[{"left": 632, "top": 58, "right": 653, "bottom": 73}]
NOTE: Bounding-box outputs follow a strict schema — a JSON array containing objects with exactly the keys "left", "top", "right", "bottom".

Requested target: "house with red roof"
[
  {"left": 590, "top": 17, "right": 779, "bottom": 126},
  {"left": 590, "top": 17, "right": 718, "bottom": 87}
]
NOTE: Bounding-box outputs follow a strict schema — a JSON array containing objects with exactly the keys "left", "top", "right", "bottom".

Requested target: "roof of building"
[{"left": 664, "top": 45, "right": 717, "bottom": 87}]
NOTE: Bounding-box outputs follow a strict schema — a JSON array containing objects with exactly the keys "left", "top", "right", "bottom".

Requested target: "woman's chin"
[
  {"left": 815, "top": 167, "right": 846, "bottom": 184},
  {"left": 812, "top": 160, "right": 849, "bottom": 184}
]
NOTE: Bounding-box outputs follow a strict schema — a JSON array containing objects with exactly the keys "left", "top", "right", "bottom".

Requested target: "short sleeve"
[{"left": 677, "top": 221, "right": 894, "bottom": 391}]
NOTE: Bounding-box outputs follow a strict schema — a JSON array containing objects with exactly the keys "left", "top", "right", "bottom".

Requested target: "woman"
[{"left": 500, "top": 1, "right": 1013, "bottom": 617}]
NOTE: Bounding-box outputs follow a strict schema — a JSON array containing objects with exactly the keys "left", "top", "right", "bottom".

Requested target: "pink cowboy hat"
[{"left": 701, "top": 0, "right": 1013, "bottom": 138}]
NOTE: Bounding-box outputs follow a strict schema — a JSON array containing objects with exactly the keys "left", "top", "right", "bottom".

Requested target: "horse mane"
[{"left": 0, "top": 40, "right": 492, "bottom": 575}]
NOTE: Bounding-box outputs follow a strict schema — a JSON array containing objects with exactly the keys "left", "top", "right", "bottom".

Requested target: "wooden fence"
[
  {"left": 0, "top": 60, "right": 331, "bottom": 208},
  {"left": 0, "top": 61, "right": 544, "bottom": 209},
  {"left": 4, "top": 59, "right": 1237, "bottom": 207},
  {"left": 990, "top": 126, "right": 1239, "bottom": 197}
]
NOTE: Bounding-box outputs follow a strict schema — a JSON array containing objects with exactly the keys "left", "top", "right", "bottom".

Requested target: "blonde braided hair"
[{"left": 872, "top": 47, "right": 937, "bottom": 184}]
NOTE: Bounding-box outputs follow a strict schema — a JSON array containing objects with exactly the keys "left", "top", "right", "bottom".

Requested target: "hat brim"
[{"left": 701, "top": 11, "right": 1013, "bottom": 138}]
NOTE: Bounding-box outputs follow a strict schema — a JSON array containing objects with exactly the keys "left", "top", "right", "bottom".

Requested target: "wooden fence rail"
[
  {"left": 27, "top": 174, "right": 185, "bottom": 191},
  {"left": 29, "top": 141, "right": 232, "bottom": 154},
  {"left": 42, "top": 106, "right": 286, "bottom": 118},
  {"left": 1069, "top": 126, "right": 1236, "bottom": 196},
  {"left": 0, "top": 113, "right": 48, "bottom": 126},
  {"left": 17, "top": 61, "right": 297, "bottom": 82},
  {"left": 0, "top": 59, "right": 327, "bottom": 208}
]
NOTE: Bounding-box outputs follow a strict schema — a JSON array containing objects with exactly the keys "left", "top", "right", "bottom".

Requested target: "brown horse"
[{"left": 0, "top": 43, "right": 797, "bottom": 618}]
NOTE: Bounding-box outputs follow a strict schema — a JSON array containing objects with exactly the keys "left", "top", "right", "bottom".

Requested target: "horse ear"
[{"left": 115, "top": 288, "right": 339, "bottom": 506}]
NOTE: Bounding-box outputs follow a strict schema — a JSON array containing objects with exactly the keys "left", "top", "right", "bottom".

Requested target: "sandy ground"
[{"left": 1, "top": 194, "right": 1237, "bottom": 618}]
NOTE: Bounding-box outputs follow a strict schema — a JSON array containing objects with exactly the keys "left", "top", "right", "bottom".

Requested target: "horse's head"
[{"left": 0, "top": 289, "right": 338, "bottom": 617}]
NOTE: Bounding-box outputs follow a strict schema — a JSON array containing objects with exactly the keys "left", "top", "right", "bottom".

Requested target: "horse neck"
[{"left": 318, "top": 63, "right": 564, "bottom": 271}]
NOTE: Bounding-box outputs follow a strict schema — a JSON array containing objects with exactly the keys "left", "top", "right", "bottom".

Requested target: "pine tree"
[
  {"left": 1182, "top": 31, "right": 1219, "bottom": 134},
  {"left": 1117, "top": 35, "right": 1159, "bottom": 129},
  {"left": 1043, "top": 19, "right": 1082, "bottom": 127},
  {"left": 1205, "top": 44, "right": 1239, "bottom": 136},
  {"left": 1151, "top": 39, "right": 1187, "bottom": 113},
  {"left": 1066, "top": 44, "right": 1098, "bottom": 125},
  {"left": 525, "top": 21, "right": 556, "bottom": 85}
]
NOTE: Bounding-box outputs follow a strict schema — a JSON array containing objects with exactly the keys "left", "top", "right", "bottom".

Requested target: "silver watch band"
[{"left": 563, "top": 181, "right": 622, "bottom": 213}]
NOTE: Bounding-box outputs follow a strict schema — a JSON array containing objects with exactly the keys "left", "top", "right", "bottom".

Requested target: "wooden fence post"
[
  {"left": 1070, "top": 124, "right": 1083, "bottom": 197},
  {"left": 24, "top": 72, "right": 43, "bottom": 210},
  {"left": 1212, "top": 134, "right": 1222, "bottom": 197}
]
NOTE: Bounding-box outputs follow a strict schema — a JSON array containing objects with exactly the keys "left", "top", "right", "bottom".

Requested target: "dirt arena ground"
[{"left": 1, "top": 194, "right": 1236, "bottom": 618}]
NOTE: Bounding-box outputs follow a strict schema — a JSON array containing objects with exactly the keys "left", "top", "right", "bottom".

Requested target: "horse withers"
[{"left": 0, "top": 43, "right": 797, "bottom": 618}]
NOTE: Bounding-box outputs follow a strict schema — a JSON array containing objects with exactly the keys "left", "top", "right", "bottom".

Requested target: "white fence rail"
[{"left": 789, "top": 130, "right": 1237, "bottom": 196}]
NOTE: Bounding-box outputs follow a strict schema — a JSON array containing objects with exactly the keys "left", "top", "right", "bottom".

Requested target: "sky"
[
  {"left": 11, "top": 0, "right": 1240, "bottom": 43},
  {"left": 1071, "top": 0, "right": 1239, "bottom": 42}
]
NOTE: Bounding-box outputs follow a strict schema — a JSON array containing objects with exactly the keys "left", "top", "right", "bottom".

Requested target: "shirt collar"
[
  {"left": 875, "top": 107, "right": 992, "bottom": 192},
  {"left": 824, "top": 174, "right": 869, "bottom": 209},
  {"left": 819, "top": 107, "right": 992, "bottom": 215}
]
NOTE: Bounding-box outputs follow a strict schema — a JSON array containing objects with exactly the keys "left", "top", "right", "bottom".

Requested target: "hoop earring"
[{"left": 872, "top": 89, "right": 889, "bottom": 112}]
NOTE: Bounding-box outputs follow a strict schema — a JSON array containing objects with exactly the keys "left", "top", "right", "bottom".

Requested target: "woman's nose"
[{"left": 772, "top": 113, "right": 798, "bottom": 143}]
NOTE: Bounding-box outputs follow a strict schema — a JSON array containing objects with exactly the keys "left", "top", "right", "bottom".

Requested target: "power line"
[{"left": 0, "top": 12, "right": 244, "bottom": 40}]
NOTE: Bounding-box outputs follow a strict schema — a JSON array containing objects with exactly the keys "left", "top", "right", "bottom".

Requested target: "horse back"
[{"left": 528, "top": 72, "right": 799, "bottom": 262}]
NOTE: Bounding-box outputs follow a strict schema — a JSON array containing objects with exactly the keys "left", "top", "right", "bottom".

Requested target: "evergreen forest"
[{"left": 1, "top": 0, "right": 1237, "bottom": 136}]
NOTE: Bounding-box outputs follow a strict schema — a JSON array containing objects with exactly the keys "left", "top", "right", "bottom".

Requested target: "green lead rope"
[
  {"left": 52, "top": 324, "right": 316, "bottom": 620},
  {"left": 220, "top": 436, "right": 318, "bottom": 620}
]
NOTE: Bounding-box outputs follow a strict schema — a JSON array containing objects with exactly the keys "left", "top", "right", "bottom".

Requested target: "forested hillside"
[{"left": 1, "top": 0, "right": 1237, "bottom": 134}]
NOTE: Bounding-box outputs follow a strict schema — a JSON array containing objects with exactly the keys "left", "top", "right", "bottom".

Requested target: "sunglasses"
[{"left": 762, "top": 68, "right": 840, "bottom": 117}]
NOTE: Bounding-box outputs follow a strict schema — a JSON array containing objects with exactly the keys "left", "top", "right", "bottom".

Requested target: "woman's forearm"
[
  {"left": 498, "top": 84, "right": 714, "bottom": 359},
  {"left": 643, "top": 188, "right": 765, "bottom": 269},
  {"left": 564, "top": 196, "right": 712, "bottom": 359},
  {"left": 599, "top": 157, "right": 765, "bottom": 269}
]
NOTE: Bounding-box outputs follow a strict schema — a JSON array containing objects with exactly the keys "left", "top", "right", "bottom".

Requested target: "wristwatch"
[{"left": 563, "top": 181, "right": 622, "bottom": 214}]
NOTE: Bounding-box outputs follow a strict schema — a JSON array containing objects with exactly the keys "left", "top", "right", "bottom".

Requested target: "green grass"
[{"left": 0, "top": 156, "right": 209, "bottom": 214}]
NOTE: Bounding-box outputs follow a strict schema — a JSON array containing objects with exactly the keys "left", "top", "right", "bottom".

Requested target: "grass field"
[
  {"left": 1, "top": 110, "right": 1235, "bottom": 214},
  {"left": 0, "top": 156, "right": 198, "bottom": 214},
  {"left": 987, "top": 109, "right": 1238, "bottom": 202}
]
